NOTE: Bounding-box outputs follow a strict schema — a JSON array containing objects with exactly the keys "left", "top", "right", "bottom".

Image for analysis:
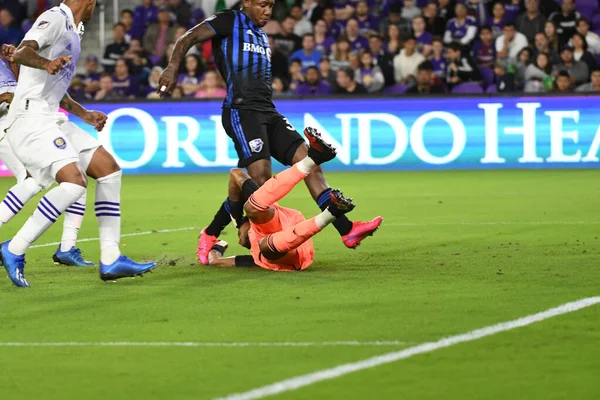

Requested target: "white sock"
[
  {"left": 296, "top": 156, "right": 316, "bottom": 175},
  {"left": 315, "top": 209, "right": 336, "bottom": 229},
  {"left": 95, "top": 170, "right": 122, "bottom": 265},
  {"left": 0, "top": 178, "right": 42, "bottom": 227},
  {"left": 8, "top": 182, "right": 86, "bottom": 255},
  {"left": 61, "top": 191, "right": 87, "bottom": 251}
]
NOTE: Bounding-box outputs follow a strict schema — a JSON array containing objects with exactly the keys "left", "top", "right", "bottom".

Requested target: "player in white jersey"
[
  {"left": 1, "top": 0, "right": 155, "bottom": 287},
  {"left": 0, "top": 52, "right": 94, "bottom": 267}
]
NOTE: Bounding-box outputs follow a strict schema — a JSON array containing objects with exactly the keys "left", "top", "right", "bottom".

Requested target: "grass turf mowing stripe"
[
  {"left": 215, "top": 296, "right": 600, "bottom": 400},
  {"left": 0, "top": 341, "right": 409, "bottom": 348},
  {"left": 29, "top": 227, "right": 199, "bottom": 249}
]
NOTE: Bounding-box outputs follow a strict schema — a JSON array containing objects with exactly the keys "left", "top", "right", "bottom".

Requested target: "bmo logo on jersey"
[{"left": 242, "top": 43, "right": 271, "bottom": 61}]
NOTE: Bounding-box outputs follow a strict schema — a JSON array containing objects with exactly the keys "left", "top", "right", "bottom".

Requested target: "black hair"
[{"left": 418, "top": 60, "right": 434, "bottom": 71}]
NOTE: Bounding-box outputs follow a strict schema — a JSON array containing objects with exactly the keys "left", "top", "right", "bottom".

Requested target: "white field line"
[
  {"left": 388, "top": 221, "right": 600, "bottom": 226},
  {"left": 28, "top": 227, "right": 199, "bottom": 249},
  {"left": 215, "top": 296, "right": 600, "bottom": 400},
  {"left": 0, "top": 341, "right": 408, "bottom": 348}
]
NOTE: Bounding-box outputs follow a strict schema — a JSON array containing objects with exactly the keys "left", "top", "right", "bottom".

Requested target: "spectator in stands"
[
  {"left": 575, "top": 18, "right": 600, "bottom": 56},
  {"left": 322, "top": 7, "right": 343, "bottom": 39},
  {"left": 319, "top": 57, "right": 337, "bottom": 88},
  {"left": 354, "top": 51, "right": 385, "bottom": 93},
  {"left": 123, "top": 39, "right": 151, "bottom": 77},
  {"left": 346, "top": 19, "right": 369, "bottom": 51},
  {"left": 268, "top": 35, "right": 289, "bottom": 80},
  {"left": 173, "top": 25, "right": 200, "bottom": 56},
  {"left": 515, "top": 0, "right": 545, "bottom": 44},
  {"left": 356, "top": 0, "right": 378, "bottom": 37},
  {"left": 274, "top": 15, "right": 302, "bottom": 59},
  {"left": 145, "top": 66, "right": 163, "bottom": 98},
  {"left": 576, "top": 68, "right": 600, "bottom": 92},
  {"left": 524, "top": 52, "right": 554, "bottom": 92},
  {"left": 113, "top": 58, "right": 139, "bottom": 98},
  {"left": 195, "top": 69, "right": 227, "bottom": 99},
  {"left": 532, "top": 32, "right": 560, "bottom": 64},
  {"left": 380, "top": 4, "right": 406, "bottom": 39},
  {"left": 446, "top": 42, "right": 480, "bottom": 88},
  {"left": 158, "top": 42, "right": 175, "bottom": 69},
  {"left": 335, "top": 67, "right": 368, "bottom": 94},
  {"left": 385, "top": 24, "right": 402, "bottom": 54},
  {"left": 81, "top": 55, "right": 101, "bottom": 97},
  {"left": 545, "top": 21, "right": 560, "bottom": 53},
  {"left": 504, "top": 0, "right": 521, "bottom": 23},
  {"left": 472, "top": 25, "right": 496, "bottom": 68},
  {"left": 571, "top": 33, "right": 597, "bottom": 72},
  {"left": 171, "top": 86, "right": 184, "bottom": 99},
  {"left": 144, "top": 7, "right": 177, "bottom": 58},
  {"left": 95, "top": 73, "right": 123, "bottom": 101},
  {"left": 406, "top": 60, "right": 445, "bottom": 93},
  {"left": 437, "top": 0, "right": 455, "bottom": 24},
  {"left": 134, "top": 0, "right": 158, "bottom": 29},
  {"left": 294, "top": 66, "right": 333, "bottom": 96},
  {"left": 394, "top": 36, "right": 425, "bottom": 84},
  {"left": 554, "top": 70, "right": 573, "bottom": 92},
  {"left": 68, "top": 76, "right": 86, "bottom": 102},
  {"left": 549, "top": 0, "right": 581, "bottom": 47},
  {"left": 496, "top": 22, "right": 528, "bottom": 62},
  {"left": 120, "top": 9, "right": 139, "bottom": 42},
  {"left": 0, "top": 9, "right": 23, "bottom": 45},
  {"left": 330, "top": 37, "right": 351, "bottom": 71},
  {"left": 423, "top": 2, "right": 445, "bottom": 37},
  {"left": 429, "top": 37, "right": 448, "bottom": 78},
  {"left": 485, "top": 2, "right": 506, "bottom": 39},
  {"left": 290, "top": 34, "right": 323, "bottom": 73},
  {"left": 314, "top": 19, "right": 335, "bottom": 55},
  {"left": 272, "top": 77, "right": 289, "bottom": 97},
  {"left": 413, "top": 16, "right": 433, "bottom": 56},
  {"left": 289, "top": 4, "right": 313, "bottom": 37},
  {"left": 288, "top": 59, "right": 305, "bottom": 93},
  {"left": 515, "top": 47, "right": 533, "bottom": 85},
  {"left": 401, "top": 0, "right": 421, "bottom": 20},
  {"left": 443, "top": 3, "right": 477, "bottom": 47},
  {"left": 465, "top": 0, "right": 487, "bottom": 27},
  {"left": 178, "top": 54, "right": 205, "bottom": 96},
  {"left": 167, "top": 0, "right": 191, "bottom": 28},
  {"left": 349, "top": 51, "right": 360, "bottom": 70},
  {"left": 103, "top": 23, "right": 129, "bottom": 74},
  {"left": 368, "top": 34, "right": 395, "bottom": 86},
  {"left": 554, "top": 46, "right": 589, "bottom": 87}
]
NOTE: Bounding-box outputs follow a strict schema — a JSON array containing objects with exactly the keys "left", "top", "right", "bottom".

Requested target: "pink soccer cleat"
[
  {"left": 341, "top": 216, "right": 383, "bottom": 249},
  {"left": 197, "top": 227, "right": 218, "bottom": 265}
]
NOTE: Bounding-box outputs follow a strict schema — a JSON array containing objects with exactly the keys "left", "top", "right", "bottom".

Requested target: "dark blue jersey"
[{"left": 206, "top": 10, "right": 274, "bottom": 111}]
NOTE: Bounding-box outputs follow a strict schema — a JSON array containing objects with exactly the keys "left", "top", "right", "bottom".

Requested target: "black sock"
[
  {"left": 227, "top": 198, "right": 245, "bottom": 227},
  {"left": 205, "top": 200, "right": 232, "bottom": 237},
  {"left": 316, "top": 189, "right": 353, "bottom": 236}
]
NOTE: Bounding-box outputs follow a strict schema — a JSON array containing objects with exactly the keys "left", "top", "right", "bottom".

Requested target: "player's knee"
[
  {"left": 290, "top": 143, "right": 309, "bottom": 164},
  {"left": 247, "top": 162, "right": 271, "bottom": 186},
  {"left": 56, "top": 163, "right": 88, "bottom": 188}
]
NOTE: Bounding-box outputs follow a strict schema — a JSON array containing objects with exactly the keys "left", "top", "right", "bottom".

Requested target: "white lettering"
[
  {"left": 161, "top": 116, "right": 214, "bottom": 167},
  {"left": 243, "top": 43, "right": 266, "bottom": 54},
  {"left": 545, "top": 111, "right": 581, "bottom": 162},
  {"left": 352, "top": 113, "right": 408, "bottom": 165},
  {"left": 100, "top": 108, "right": 158, "bottom": 169},
  {"left": 583, "top": 125, "right": 600, "bottom": 162},
  {"left": 410, "top": 112, "right": 466, "bottom": 164},
  {"left": 504, "top": 103, "right": 543, "bottom": 163},
  {"left": 478, "top": 103, "right": 506, "bottom": 163}
]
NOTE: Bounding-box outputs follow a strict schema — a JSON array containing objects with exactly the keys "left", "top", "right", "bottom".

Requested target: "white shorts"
[{"left": 6, "top": 116, "right": 101, "bottom": 189}]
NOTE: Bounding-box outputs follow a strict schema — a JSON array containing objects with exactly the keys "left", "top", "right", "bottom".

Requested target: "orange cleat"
[
  {"left": 341, "top": 216, "right": 383, "bottom": 249},
  {"left": 197, "top": 227, "right": 218, "bottom": 265}
]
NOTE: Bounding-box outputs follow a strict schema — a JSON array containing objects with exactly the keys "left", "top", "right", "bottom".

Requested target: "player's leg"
[
  {"left": 52, "top": 190, "right": 95, "bottom": 267},
  {"left": 259, "top": 189, "right": 355, "bottom": 260}
]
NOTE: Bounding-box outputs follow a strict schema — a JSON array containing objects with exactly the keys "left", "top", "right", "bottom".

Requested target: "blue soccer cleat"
[
  {"left": 99, "top": 255, "right": 156, "bottom": 282},
  {"left": 1, "top": 241, "right": 29, "bottom": 287},
  {"left": 53, "top": 246, "right": 95, "bottom": 267}
]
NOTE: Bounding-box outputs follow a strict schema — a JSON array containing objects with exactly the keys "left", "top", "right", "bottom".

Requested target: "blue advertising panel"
[{"left": 67, "top": 96, "right": 600, "bottom": 174}]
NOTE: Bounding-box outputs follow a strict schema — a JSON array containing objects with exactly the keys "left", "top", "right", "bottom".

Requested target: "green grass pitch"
[{"left": 0, "top": 170, "right": 599, "bottom": 400}]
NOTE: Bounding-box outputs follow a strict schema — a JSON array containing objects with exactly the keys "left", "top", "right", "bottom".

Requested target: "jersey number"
[{"left": 283, "top": 118, "right": 295, "bottom": 131}]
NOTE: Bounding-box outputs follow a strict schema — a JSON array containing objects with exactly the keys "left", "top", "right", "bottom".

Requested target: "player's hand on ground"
[
  {"left": 83, "top": 110, "right": 108, "bottom": 131},
  {"left": 157, "top": 65, "right": 177, "bottom": 97},
  {"left": 1, "top": 44, "right": 16, "bottom": 61},
  {"left": 44, "top": 55, "right": 72, "bottom": 75}
]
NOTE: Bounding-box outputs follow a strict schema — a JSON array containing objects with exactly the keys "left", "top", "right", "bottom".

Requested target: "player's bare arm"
[
  {"left": 60, "top": 93, "right": 108, "bottom": 132},
  {"left": 157, "top": 23, "right": 215, "bottom": 96},
  {"left": 13, "top": 40, "right": 71, "bottom": 75}
]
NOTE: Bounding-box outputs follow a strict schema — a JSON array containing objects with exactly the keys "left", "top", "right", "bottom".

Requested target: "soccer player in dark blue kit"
[{"left": 158, "top": 0, "right": 382, "bottom": 264}]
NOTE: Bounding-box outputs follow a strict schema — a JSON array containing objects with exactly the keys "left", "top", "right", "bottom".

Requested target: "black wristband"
[{"left": 235, "top": 255, "right": 255, "bottom": 267}]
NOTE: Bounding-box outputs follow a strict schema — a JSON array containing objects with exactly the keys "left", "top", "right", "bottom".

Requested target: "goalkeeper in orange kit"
[{"left": 206, "top": 127, "right": 377, "bottom": 271}]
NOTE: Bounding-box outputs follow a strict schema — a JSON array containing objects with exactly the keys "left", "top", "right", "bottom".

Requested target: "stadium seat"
[
  {"left": 577, "top": 4, "right": 598, "bottom": 17},
  {"left": 383, "top": 84, "right": 410, "bottom": 95},
  {"left": 486, "top": 85, "right": 498, "bottom": 93},
  {"left": 478, "top": 66, "right": 495, "bottom": 89},
  {"left": 451, "top": 83, "right": 484, "bottom": 94}
]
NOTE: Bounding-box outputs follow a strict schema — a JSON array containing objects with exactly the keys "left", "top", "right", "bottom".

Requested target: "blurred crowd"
[{"left": 4, "top": 0, "right": 600, "bottom": 98}]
